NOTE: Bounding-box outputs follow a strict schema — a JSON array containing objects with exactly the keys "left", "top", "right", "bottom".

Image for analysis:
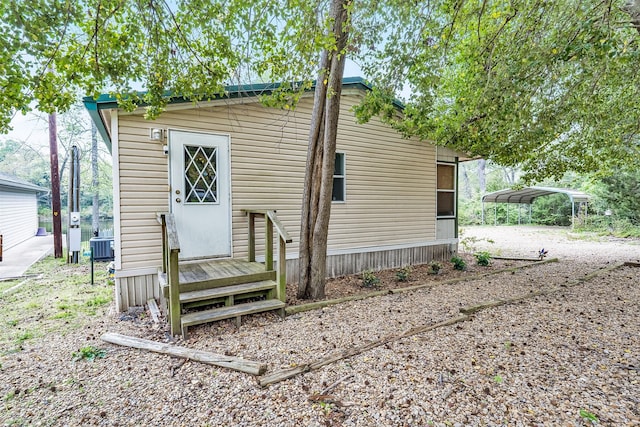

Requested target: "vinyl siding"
[
  {"left": 115, "top": 114, "right": 169, "bottom": 271},
  {"left": 0, "top": 189, "right": 38, "bottom": 249},
  {"left": 115, "top": 93, "right": 438, "bottom": 272}
]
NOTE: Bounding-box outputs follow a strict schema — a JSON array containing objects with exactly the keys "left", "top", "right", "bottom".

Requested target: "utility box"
[
  {"left": 90, "top": 237, "right": 115, "bottom": 261},
  {"left": 69, "top": 228, "right": 82, "bottom": 252}
]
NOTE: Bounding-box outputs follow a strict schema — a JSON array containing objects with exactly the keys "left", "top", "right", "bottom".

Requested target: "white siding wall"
[
  {"left": 113, "top": 92, "right": 445, "bottom": 308},
  {"left": 0, "top": 189, "right": 38, "bottom": 250}
]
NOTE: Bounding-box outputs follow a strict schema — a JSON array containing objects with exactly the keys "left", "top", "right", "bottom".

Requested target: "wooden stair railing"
[
  {"left": 157, "top": 212, "right": 181, "bottom": 336},
  {"left": 242, "top": 209, "right": 293, "bottom": 302}
]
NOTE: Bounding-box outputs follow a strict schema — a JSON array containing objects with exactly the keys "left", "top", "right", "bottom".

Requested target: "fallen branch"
[
  {"left": 320, "top": 374, "right": 354, "bottom": 395},
  {"left": 101, "top": 332, "right": 267, "bottom": 375},
  {"left": 259, "top": 315, "right": 469, "bottom": 387}
]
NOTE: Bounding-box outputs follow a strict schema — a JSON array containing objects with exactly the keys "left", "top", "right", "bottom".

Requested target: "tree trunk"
[
  {"left": 297, "top": 0, "right": 351, "bottom": 300},
  {"left": 91, "top": 122, "right": 100, "bottom": 237},
  {"left": 461, "top": 163, "right": 473, "bottom": 198},
  {"left": 477, "top": 159, "right": 486, "bottom": 195},
  {"left": 624, "top": 0, "right": 640, "bottom": 34}
]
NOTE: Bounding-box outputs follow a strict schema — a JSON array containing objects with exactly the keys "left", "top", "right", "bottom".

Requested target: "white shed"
[{"left": 0, "top": 173, "right": 47, "bottom": 251}]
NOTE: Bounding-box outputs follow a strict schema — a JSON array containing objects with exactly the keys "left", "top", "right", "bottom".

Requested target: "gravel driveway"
[{"left": 2, "top": 226, "right": 639, "bottom": 426}]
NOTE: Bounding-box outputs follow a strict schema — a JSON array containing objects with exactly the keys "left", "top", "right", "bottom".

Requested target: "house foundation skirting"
[
  {"left": 114, "top": 241, "right": 457, "bottom": 312},
  {"left": 286, "top": 241, "right": 457, "bottom": 283},
  {"left": 115, "top": 273, "right": 160, "bottom": 312}
]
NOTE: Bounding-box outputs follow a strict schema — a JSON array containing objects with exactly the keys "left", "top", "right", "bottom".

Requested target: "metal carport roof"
[
  {"left": 482, "top": 186, "right": 590, "bottom": 205},
  {"left": 481, "top": 186, "right": 590, "bottom": 227}
]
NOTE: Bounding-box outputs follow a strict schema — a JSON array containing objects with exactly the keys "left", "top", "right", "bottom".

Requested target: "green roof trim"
[{"left": 83, "top": 77, "right": 405, "bottom": 151}]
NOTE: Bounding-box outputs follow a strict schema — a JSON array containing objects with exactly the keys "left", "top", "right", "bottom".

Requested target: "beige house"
[{"left": 85, "top": 77, "right": 462, "bottom": 323}]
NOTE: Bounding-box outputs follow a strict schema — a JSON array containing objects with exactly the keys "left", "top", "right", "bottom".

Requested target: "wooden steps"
[
  {"left": 179, "top": 280, "right": 277, "bottom": 304},
  {"left": 159, "top": 259, "right": 286, "bottom": 338},
  {"left": 181, "top": 299, "right": 286, "bottom": 337}
]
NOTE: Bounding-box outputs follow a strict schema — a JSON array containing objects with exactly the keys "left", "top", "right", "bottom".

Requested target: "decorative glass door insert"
[{"left": 184, "top": 145, "right": 218, "bottom": 203}]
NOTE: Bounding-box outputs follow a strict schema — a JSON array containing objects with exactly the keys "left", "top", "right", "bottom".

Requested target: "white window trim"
[
  {"left": 437, "top": 162, "right": 456, "bottom": 219},
  {"left": 333, "top": 151, "right": 346, "bottom": 203}
]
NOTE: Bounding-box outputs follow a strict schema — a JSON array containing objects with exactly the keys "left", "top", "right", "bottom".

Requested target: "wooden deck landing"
[
  {"left": 158, "top": 211, "right": 290, "bottom": 337},
  {"left": 178, "top": 259, "right": 268, "bottom": 283}
]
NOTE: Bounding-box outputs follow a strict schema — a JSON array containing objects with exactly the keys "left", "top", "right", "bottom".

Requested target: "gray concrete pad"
[{"left": 0, "top": 235, "right": 54, "bottom": 279}]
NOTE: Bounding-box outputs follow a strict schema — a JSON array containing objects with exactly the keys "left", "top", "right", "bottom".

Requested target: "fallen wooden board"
[
  {"left": 101, "top": 332, "right": 267, "bottom": 375},
  {"left": 285, "top": 258, "right": 559, "bottom": 316},
  {"left": 490, "top": 256, "right": 543, "bottom": 261},
  {"left": 259, "top": 315, "right": 469, "bottom": 387},
  {"left": 263, "top": 259, "right": 623, "bottom": 387},
  {"left": 147, "top": 299, "right": 161, "bottom": 323}
]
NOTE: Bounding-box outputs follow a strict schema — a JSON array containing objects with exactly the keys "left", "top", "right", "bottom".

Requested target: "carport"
[{"left": 481, "top": 186, "right": 590, "bottom": 227}]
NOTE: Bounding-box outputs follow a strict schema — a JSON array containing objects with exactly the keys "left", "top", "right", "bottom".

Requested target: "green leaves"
[
  {"left": 2, "top": 0, "right": 640, "bottom": 182},
  {"left": 356, "top": 0, "right": 640, "bottom": 182}
]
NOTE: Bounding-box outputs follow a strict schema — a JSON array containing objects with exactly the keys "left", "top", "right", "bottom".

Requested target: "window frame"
[
  {"left": 436, "top": 162, "right": 456, "bottom": 218},
  {"left": 332, "top": 151, "right": 346, "bottom": 203}
]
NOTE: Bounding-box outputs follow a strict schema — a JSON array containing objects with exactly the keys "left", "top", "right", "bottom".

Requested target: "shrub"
[
  {"left": 395, "top": 266, "right": 412, "bottom": 282},
  {"left": 428, "top": 261, "right": 443, "bottom": 275},
  {"left": 474, "top": 251, "right": 491, "bottom": 266},
  {"left": 451, "top": 256, "right": 467, "bottom": 271},
  {"left": 361, "top": 270, "right": 381, "bottom": 288}
]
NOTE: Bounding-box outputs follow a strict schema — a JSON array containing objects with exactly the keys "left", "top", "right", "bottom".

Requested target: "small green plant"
[
  {"left": 504, "top": 341, "right": 512, "bottom": 351},
  {"left": 493, "top": 375, "right": 503, "bottom": 384},
  {"left": 395, "top": 266, "right": 412, "bottom": 282},
  {"left": 72, "top": 345, "right": 106, "bottom": 362},
  {"left": 475, "top": 251, "right": 491, "bottom": 267},
  {"left": 579, "top": 409, "right": 599, "bottom": 423},
  {"left": 361, "top": 270, "right": 381, "bottom": 288},
  {"left": 451, "top": 256, "right": 467, "bottom": 271},
  {"left": 16, "top": 331, "right": 33, "bottom": 345},
  {"left": 428, "top": 261, "right": 442, "bottom": 275},
  {"left": 6, "top": 319, "right": 18, "bottom": 327},
  {"left": 86, "top": 294, "right": 111, "bottom": 307},
  {"left": 318, "top": 401, "right": 334, "bottom": 415},
  {"left": 3, "top": 391, "right": 15, "bottom": 402}
]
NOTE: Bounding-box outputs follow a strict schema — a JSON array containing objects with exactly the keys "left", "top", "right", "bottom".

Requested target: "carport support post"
[
  {"left": 518, "top": 204, "right": 521, "bottom": 225},
  {"left": 494, "top": 204, "right": 497, "bottom": 226}
]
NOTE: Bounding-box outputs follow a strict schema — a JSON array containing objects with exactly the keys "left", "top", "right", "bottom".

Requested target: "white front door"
[{"left": 169, "top": 130, "right": 231, "bottom": 259}]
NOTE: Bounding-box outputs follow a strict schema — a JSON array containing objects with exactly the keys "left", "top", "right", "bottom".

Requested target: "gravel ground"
[{"left": 2, "top": 226, "right": 639, "bottom": 426}]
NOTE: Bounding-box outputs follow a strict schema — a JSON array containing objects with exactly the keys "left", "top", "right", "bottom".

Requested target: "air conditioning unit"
[{"left": 90, "top": 237, "right": 114, "bottom": 261}]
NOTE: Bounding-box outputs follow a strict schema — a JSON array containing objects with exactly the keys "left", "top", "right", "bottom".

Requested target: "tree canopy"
[{"left": 2, "top": 0, "right": 640, "bottom": 181}]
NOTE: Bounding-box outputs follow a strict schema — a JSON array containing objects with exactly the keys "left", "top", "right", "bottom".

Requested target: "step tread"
[
  {"left": 181, "top": 299, "right": 285, "bottom": 327},
  {"left": 180, "top": 280, "right": 277, "bottom": 303}
]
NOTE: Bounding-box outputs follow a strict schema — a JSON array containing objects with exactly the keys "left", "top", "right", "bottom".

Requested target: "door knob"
[{"left": 176, "top": 198, "right": 182, "bottom": 203}]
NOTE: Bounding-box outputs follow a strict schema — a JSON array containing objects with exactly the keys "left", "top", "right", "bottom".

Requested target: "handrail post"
[
  {"left": 168, "top": 249, "right": 181, "bottom": 336},
  {"left": 248, "top": 212, "right": 256, "bottom": 262},
  {"left": 277, "top": 235, "right": 286, "bottom": 302},
  {"left": 160, "top": 215, "right": 168, "bottom": 274},
  {"left": 265, "top": 213, "right": 274, "bottom": 271}
]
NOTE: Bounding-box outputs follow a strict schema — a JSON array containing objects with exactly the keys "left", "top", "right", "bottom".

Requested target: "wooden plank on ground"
[
  {"left": 101, "top": 332, "right": 267, "bottom": 375},
  {"left": 258, "top": 315, "right": 470, "bottom": 387},
  {"left": 147, "top": 299, "right": 161, "bottom": 323}
]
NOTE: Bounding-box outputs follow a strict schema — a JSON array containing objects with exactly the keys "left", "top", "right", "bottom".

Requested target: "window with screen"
[{"left": 437, "top": 163, "right": 456, "bottom": 217}]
